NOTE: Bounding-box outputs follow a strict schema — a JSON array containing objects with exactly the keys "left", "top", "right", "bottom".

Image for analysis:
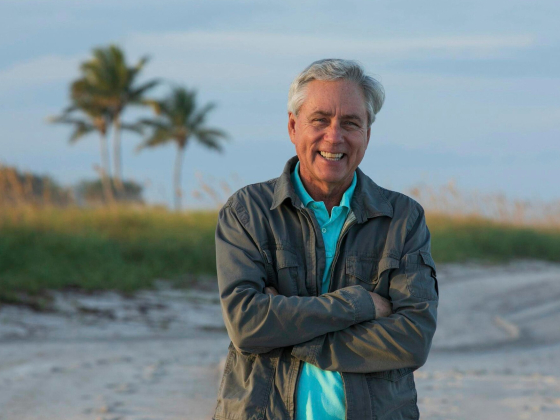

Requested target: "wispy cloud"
[
  {"left": 123, "top": 31, "right": 537, "bottom": 88},
  {"left": 0, "top": 31, "right": 536, "bottom": 92},
  {"left": 0, "top": 55, "right": 83, "bottom": 92},
  {"left": 128, "top": 31, "right": 536, "bottom": 58}
]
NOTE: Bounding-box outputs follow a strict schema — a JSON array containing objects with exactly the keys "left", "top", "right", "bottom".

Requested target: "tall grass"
[
  {"left": 427, "top": 213, "right": 560, "bottom": 262},
  {"left": 1, "top": 170, "right": 559, "bottom": 304},
  {"left": 408, "top": 182, "right": 560, "bottom": 263},
  {"left": 409, "top": 180, "right": 560, "bottom": 227},
  {"left": 0, "top": 205, "right": 217, "bottom": 303}
]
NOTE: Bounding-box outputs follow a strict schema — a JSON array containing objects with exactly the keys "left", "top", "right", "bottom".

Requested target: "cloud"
[
  {"left": 0, "top": 31, "right": 536, "bottom": 92},
  {"left": 127, "top": 31, "right": 535, "bottom": 58},
  {"left": 121, "top": 31, "right": 538, "bottom": 89},
  {"left": 0, "top": 54, "right": 83, "bottom": 92}
]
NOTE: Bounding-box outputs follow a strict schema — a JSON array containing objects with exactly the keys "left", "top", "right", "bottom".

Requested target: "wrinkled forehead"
[{"left": 300, "top": 79, "right": 368, "bottom": 118}]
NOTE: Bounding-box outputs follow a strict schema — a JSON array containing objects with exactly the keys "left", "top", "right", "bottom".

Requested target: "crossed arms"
[{"left": 216, "top": 200, "right": 438, "bottom": 373}]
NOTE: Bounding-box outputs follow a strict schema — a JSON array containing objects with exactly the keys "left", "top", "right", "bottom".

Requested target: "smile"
[{"left": 319, "top": 151, "right": 344, "bottom": 161}]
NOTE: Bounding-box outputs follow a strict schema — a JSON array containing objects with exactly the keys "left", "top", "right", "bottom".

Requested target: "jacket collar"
[{"left": 270, "top": 155, "right": 393, "bottom": 222}]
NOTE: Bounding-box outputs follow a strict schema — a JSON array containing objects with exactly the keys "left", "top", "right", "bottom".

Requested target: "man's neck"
[{"left": 298, "top": 171, "right": 353, "bottom": 215}]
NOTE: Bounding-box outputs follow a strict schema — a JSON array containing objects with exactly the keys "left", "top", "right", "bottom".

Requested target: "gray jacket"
[{"left": 214, "top": 156, "right": 438, "bottom": 420}]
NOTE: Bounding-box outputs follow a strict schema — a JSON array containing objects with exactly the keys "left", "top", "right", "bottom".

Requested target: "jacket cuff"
[
  {"left": 291, "top": 286, "right": 376, "bottom": 363},
  {"left": 336, "top": 285, "right": 376, "bottom": 323},
  {"left": 291, "top": 335, "right": 322, "bottom": 363}
]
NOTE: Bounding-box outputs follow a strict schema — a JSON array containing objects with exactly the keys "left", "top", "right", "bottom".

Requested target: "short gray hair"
[{"left": 287, "top": 59, "right": 385, "bottom": 127}]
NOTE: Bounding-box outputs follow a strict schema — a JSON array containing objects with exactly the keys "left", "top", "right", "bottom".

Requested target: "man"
[{"left": 213, "top": 59, "right": 438, "bottom": 420}]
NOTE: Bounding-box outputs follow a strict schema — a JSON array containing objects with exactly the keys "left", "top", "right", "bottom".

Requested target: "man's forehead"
[{"left": 302, "top": 80, "right": 366, "bottom": 111}]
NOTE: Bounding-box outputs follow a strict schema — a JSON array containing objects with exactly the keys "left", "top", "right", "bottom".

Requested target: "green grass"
[
  {"left": 427, "top": 213, "right": 560, "bottom": 263},
  {"left": 1, "top": 206, "right": 559, "bottom": 304},
  {"left": 0, "top": 206, "right": 217, "bottom": 303}
]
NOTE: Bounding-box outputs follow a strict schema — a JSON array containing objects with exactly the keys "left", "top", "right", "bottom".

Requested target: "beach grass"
[
  {"left": 427, "top": 213, "right": 560, "bottom": 263},
  {"left": 1, "top": 203, "right": 560, "bottom": 304},
  {"left": 0, "top": 205, "right": 217, "bottom": 304}
]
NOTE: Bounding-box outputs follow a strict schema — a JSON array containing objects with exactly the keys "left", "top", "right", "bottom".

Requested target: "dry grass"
[
  {"left": 1, "top": 170, "right": 559, "bottom": 304},
  {"left": 408, "top": 180, "right": 560, "bottom": 229}
]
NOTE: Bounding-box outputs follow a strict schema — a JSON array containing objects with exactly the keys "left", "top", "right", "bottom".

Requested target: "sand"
[{"left": 1, "top": 261, "right": 560, "bottom": 419}]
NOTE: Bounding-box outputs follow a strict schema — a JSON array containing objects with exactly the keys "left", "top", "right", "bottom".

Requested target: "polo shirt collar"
[
  {"left": 291, "top": 161, "right": 355, "bottom": 210},
  {"left": 270, "top": 155, "right": 393, "bottom": 222}
]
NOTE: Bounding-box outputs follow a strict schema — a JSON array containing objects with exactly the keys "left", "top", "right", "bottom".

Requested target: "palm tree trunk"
[
  {"left": 99, "top": 133, "right": 114, "bottom": 205},
  {"left": 112, "top": 115, "right": 125, "bottom": 195},
  {"left": 173, "top": 144, "right": 185, "bottom": 211}
]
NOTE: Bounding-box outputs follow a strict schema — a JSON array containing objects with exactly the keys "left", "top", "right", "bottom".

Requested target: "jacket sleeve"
[
  {"left": 291, "top": 206, "right": 438, "bottom": 372},
  {"left": 216, "top": 199, "right": 376, "bottom": 354}
]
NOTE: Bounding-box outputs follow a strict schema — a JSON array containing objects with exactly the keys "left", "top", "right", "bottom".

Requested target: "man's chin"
[{"left": 316, "top": 173, "right": 351, "bottom": 188}]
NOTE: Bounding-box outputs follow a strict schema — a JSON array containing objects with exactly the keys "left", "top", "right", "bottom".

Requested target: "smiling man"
[{"left": 213, "top": 59, "right": 438, "bottom": 420}]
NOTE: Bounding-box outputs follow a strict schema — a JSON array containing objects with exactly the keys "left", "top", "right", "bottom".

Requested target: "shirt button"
[{"left": 322, "top": 228, "right": 327, "bottom": 233}]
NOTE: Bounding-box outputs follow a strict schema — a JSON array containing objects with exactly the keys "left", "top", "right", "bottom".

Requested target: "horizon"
[{"left": 1, "top": 1, "right": 558, "bottom": 209}]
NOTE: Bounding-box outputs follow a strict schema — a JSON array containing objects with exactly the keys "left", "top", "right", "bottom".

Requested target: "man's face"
[{"left": 288, "top": 79, "right": 371, "bottom": 193}]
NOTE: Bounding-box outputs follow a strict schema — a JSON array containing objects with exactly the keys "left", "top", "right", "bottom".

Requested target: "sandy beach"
[{"left": 1, "top": 260, "right": 560, "bottom": 420}]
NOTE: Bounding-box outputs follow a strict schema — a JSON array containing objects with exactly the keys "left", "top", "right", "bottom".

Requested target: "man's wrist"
[
  {"left": 336, "top": 285, "right": 376, "bottom": 323},
  {"left": 367, "top": 291, "right": 377, "bottom": 320}
]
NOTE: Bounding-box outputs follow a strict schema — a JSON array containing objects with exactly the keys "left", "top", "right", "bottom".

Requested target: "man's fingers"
[
  {"left": 264, "top": 286, "right": 279, "bottom": 296},
  {"left": 368, "top": 292, "right": 392, "bottom": 318}
]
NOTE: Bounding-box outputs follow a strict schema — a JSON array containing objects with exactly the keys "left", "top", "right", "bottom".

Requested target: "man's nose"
[{"left": 325, "top": 122, "right": 344, "bottom": 144}]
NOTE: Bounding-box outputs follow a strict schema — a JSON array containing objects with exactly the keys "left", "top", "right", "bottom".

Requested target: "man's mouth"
[{"left": 319, "top": 151, "right": 345, "bottom": 161}]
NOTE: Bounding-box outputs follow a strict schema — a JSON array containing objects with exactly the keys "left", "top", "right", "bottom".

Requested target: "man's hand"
[
  {"left": 264, "top": 287, "right": 391, "bottom": 319},
  {"left": 369, "top": 292, "right": 392, "bottom": 318},
  {"left": 264, "top": 286, "right": 279, "bottom": 296}
]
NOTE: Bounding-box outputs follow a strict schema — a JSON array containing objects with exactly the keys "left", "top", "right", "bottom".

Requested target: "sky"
[{"left": 1, "top": 1, "right": 558, "bottom": 208}]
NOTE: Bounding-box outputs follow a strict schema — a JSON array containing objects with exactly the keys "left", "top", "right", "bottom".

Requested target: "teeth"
[{"left": 320, "top": 151, "right": 344, "bottom": 161}]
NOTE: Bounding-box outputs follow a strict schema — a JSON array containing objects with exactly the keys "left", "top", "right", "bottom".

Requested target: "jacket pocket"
[
  {"left": 378, "top": 256, "right": 400, "bottom": 278},
  {"left": 345, "top": 256, "right": 379, "bottom": 291},
  {"left": 404, "top": 251, "right": 438, "bottom": 301},
  {"left": 365, "top": 368, "right": 419, "bottom": 420},
  {"left": 214, "top": 343, "right": 278, "bottom": 420},
  {"left": 274, "top": 249, "right": 300, "bottom": 297}
]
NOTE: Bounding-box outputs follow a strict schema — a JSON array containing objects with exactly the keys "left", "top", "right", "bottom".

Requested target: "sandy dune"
[{"left": 1, "top": 261, "right": 560, "bottom": 419}]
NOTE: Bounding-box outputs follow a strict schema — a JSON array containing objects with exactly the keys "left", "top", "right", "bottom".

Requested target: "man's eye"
[{"left": 343, "top": 121, "right": 359, "bottom": 127}]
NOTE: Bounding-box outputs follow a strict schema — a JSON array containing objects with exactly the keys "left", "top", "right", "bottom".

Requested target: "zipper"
[
  {"left": 298, "top": 204, "right": 320, "bottom": 296},
  {"left": 262, "top": 249, "right": 272, "bottom": 264},
  {"left": 292, "top": 359, "right": 304, "bottom": 417},
  {"left": 291, "top": 206, "right": 317, "bottom": 419},
  {"left": 291, "top": 207, "right": 354, "bottom": 418},
  {"left": 327, "top": 211, "right": 357, "bottom": 293}
]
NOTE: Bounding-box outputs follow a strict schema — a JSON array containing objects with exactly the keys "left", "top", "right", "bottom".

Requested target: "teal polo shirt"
[{"left": 292, "top": 161, "right": 357, "bottom": 420}]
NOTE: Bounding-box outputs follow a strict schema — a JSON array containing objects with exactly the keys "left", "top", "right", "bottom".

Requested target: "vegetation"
[
  {"left": 138, "top": 87, "right": 228, "bottom": 210},
  {"left": 0, "top": 205, "right": 217, "bottom": 305},
  {"left": 1, "top": 43, "right": 554, "bottom": 307},
  {"left": 47, "top": 79, "right": 116, "bottom": 202},
  {"left": 47, "top": 44, "right": 228, "bottom": 208},
  {"left": 427, "top": 213, "right": 560, "bottom": 263},
  {"left": 1, "top": 197, "right": 559, "bottom": 305},
  {"left": 0, "top": 165, "right": 73, "bottom": 206},
  {"left": 75, "top": 178, "right": 144, "bottom": 205},
  {"left": 71, "top": 45, "right": 159, "bottom": 192}
]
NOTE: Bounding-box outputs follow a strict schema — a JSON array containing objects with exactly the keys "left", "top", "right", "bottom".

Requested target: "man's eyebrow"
[
  {"left": 341, "top": 113, "right": 363, "bottom": 121},
  {"left": 308, "top": 110, "right": 333, "bottom": 118},
  {"left": 308, "top": 111, "right": 363, "bottom": 121}
]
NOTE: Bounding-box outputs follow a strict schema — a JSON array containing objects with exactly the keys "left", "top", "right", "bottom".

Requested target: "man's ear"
[
  {"left": 365, "top": 126, "right": 371, "bottom": 147},
  {"left": 288, "top": 112, "right": 297, "bottom": 145}
]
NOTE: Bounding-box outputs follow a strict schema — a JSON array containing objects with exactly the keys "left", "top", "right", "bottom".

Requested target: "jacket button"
[{"left": 322, "top": 228, "right": 327, "bottom": 233}]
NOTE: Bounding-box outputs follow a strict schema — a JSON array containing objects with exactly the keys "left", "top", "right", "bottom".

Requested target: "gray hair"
[{"left": 287, "top": 59, "right": 385, "bottom": 126}]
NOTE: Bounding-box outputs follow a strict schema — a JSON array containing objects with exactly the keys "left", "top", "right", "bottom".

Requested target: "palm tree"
[
  {"left": 47, "top": 96, "right": 115, "bottom": 203},
  {"left": 137, "top": 87, "right": 228, "bottom": 211},
  {"left": 74, "top": 44, "right": 159, "bottom": 192}
]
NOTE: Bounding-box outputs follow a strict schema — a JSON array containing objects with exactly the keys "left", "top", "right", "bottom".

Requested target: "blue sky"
[{"left": 1, "top": 1, "right": 558, "bottom": 208}]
